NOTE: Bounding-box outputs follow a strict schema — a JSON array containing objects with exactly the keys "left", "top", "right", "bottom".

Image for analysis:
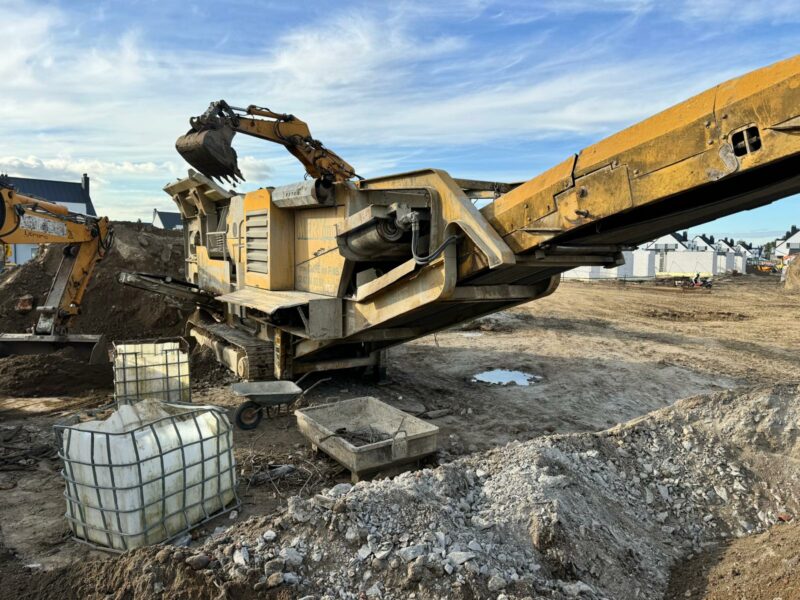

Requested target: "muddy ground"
[{"left": 0, "top": 274, "right": 797, "bottom": 599}]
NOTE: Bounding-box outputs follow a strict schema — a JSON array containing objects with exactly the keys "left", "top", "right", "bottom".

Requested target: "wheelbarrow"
[{"left": 230, "top": 374, "right": 330, "bottom": 430}]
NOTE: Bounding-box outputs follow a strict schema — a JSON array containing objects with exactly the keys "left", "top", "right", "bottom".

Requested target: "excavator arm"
[
  {"left": 175, "top": 100, "right": 357, "bottom": 185},
  {"left": 0, "top": 184, "right": 113, "bottom": 361}
]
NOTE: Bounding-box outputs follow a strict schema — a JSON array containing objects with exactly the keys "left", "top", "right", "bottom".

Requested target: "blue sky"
[{"left": 1, "top": 0, "right": 798, "bottom": 244}]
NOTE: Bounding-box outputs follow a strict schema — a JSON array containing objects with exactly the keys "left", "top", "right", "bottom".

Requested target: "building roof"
[
  {"left": 717, "top": 238, "right": 735, "bottom": 250},
  {"left": 665, "top": 232, "right": 687, "bottom": 248},
  {"left": 778, "top": 229, "right": 800, "bottom": 245},
  {"left": 3, "top": 174, "right": 96, "bottom": 216},
  {"left": 153, "top": 209, "right": 183, "bottom": 230},
  {"left": 642, "top": 232, "right": 687, "bottom": 250},
  {"left": 693, "top": 234, "right": 715, "bottom": 246}
]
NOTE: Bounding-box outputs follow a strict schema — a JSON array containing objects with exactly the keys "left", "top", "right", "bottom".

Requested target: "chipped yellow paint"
[{"left": 294, "top": 205, "right": 347, "bottom": 296}]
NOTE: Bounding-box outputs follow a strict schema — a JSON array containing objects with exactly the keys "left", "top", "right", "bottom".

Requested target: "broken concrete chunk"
[
  {"left": 233, "top": 547, "right": 249, "bottom": 567},
  {"left": 328, "top": 483, "right": 353, "bottom": 498},
  {"left": 14, "top": 294, "right": 34, "bottom": 314},
  {"left": 262, "top": 530, "right": 277, "bottom": 542},
  {"left": 264, "top": 557, "right": 284, "bottom": 575},
  {"left": 487, "top": 573, "right": 507, "bottom": 591},
  {"left": 398, "top": 544, "right": 427, "bottom": 563},
  {"left": 280, "top": 547, "right": 304, "bottom": 567},
  {"left": 447, "top": 551, "right": 476, "bottom": 565}
]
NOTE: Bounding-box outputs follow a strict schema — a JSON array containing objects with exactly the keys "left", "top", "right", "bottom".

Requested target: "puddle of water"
[{"left": 471, "top": 369, "right": 542, "bottom": 386}]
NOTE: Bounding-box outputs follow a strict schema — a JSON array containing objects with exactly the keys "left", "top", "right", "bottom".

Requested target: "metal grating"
[
  {"left": 246, "top": 208, "right": 269, "bottom": 275},
  {"left": 206, "top": 231, "right": 227, "bottom": 258},
  {"left": 55, "top": 402, "right": 239, "bottom": 552},
  {"left": 113, "top": 338, "right": 191, "bottom": 404}
]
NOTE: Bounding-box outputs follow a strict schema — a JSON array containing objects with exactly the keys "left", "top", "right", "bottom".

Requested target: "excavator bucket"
[
  {"left": 175, "top": 124, "right": 244, "bottom": 183},
  {"left": 0, "top": 333, "right": 108, "bottom": 364}
]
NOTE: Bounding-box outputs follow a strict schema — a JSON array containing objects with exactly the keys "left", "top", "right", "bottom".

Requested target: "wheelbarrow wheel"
[{"left": 234, "top": 401, "right": 263, "bottom": 430}]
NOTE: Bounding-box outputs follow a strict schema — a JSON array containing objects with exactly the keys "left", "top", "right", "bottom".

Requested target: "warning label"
[{"left": 20, "top": 214, "right": 67, "bottom": 238}]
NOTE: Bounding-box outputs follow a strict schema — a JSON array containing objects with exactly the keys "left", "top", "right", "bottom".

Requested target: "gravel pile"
[
  {"left": 177, "top": 383, "right": 800, "bottom": 599},
  {"left": 61, "top": 383, "right": 800, "bottom": 600}
]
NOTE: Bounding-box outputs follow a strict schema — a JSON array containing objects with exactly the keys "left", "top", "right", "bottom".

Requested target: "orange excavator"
[{"left": 0, "top": 180, "right": 113, "bottom": 362}]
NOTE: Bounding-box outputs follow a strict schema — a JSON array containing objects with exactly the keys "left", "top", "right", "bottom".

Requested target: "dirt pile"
[
  {"left": 189, "top": 345, "right": 236, "bottom": 390},
  {"left": 666, "top": 520, "right": 800, "bottom": 600},
  {"left": 0, "top": 348, "right": 112, "bottom": 397},
  {"left": 40, "top": 382, "right": 800, "bottom": 600},
  {"left": 0, "top": 222, "right": 186, "bottom": 340}
]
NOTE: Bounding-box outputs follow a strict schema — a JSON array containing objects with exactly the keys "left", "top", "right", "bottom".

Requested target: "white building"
[
  {"left": 2, "top": 174, "right": 96, "bottom": 265},
  {"left": 775, "top": 229, "right": 800, "bottom": 259},
  {"left": 690, "top": 234, "right": 715, "bottom": 251},
  {"left": 715, "top": 238, "right": 736, "bottom": 254},
  {"left": 563, "top": 248, "right": 656, "bottom": 280},
  {"left": 564, "top": 231, "right": 748, "bottom": 280},
  {"left": 735, "top": 242, "right": 755, "bottom": 258},
  {"left": 641, "top": 233, "right": 688, "bottom": 252}
]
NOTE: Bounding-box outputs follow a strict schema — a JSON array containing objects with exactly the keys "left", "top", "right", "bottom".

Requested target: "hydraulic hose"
[{"left": 409, "top": 214, "right": 460, "bottom": 265}]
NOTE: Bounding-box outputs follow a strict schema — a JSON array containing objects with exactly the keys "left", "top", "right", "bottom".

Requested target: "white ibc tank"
[{"left": 57, "top": 400, "right": 238, "bottom": 551}]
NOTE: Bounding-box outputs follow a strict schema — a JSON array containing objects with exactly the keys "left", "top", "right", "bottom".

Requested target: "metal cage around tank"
[
  {"left": 54, "top": 402, "right": 239, "bottom": 552},
  {"left": 112, "top": 338, "right": 192, "bottom": 404}
]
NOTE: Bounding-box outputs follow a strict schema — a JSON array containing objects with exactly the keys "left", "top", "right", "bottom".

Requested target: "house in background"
[
  {"left": 775, "top": 226, "right": 800, "bottom": 259},
  {"left": 152, "top": 209, "right": 183, "bottom": 230},
  {"left": 690, "top": 234, "right": 715, "bottom": 251},
  {"left": 565, "top": 229, "right": 752, "bottom": 280},
  {"left": 641, "top": 232, "right": 688, "bottom": 251},
  {"left": 716, "top": 238, "right": 735, "bottom": 253},
  {"left": 2, "top": 173, "right": 96, "bottom": 265},
  {"left": 735, "top": 242, "right": 755, "bottom": 258}
]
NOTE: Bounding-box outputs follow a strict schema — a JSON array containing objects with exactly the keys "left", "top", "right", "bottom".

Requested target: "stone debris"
[
  {"left": 165, "top": 384, "right": 800, "bottom": 599},
  {"left": 185, "top": 554, "right": 211, "bottom": 570}
]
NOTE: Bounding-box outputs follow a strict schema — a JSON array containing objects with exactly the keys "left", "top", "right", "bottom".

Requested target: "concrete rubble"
[{"left": 167, "top": 383, "right": 800, "bottom": 599}]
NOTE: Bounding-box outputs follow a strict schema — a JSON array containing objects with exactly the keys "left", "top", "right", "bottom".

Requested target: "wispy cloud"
[{"left": 0, "top": 0, "right": 796, "bottom": 236}]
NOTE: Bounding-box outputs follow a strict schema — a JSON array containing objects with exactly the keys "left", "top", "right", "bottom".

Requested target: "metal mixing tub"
[{"left": 295, "top": 397, "right": 439, "bottom": 482}]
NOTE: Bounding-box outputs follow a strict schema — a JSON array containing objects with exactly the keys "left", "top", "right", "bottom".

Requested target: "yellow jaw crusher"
[{"left": 128, "top": 55, "right": 800, "bottom": 380}]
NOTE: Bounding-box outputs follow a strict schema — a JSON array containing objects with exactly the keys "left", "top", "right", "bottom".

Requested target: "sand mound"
[
  {"left": 666, "top": 520, "right": 800, "bottom": 600},
  {"left": 0, "top": 222, "right": 186, "bottom": 340}
]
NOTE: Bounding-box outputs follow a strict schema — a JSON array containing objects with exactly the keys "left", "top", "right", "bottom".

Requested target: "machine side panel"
[{"left": 294, "top": 205, "right": 347, "bottom": 296}]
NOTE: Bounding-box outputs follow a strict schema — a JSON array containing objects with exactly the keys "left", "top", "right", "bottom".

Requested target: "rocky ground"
[
  {"left": 5, "top": 383, "right": 798, "bottom": 600},
  {"left": 0, "top": 268, "right": 797, "bottom": 599}
]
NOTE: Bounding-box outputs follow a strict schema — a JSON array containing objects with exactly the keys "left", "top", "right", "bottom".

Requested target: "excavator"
[
  {"left": 0, "top": 180, "right": 113, "bottom": 362},
  {"left": 122, "top": 54, "right": 800, "bottom": 391}
]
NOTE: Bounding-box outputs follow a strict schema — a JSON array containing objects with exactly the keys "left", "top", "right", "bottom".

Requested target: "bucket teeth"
[{"left": 175, "top": 125, "right": 245, "bottom": 184}]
